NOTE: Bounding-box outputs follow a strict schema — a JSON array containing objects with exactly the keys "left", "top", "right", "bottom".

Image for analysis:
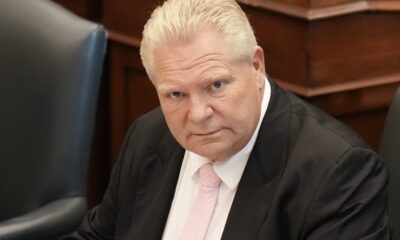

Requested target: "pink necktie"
[{"left": 180, "top": 163, "right": 222, "bottom": 240}]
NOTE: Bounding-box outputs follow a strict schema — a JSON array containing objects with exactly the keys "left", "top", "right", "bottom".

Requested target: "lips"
[{"left": 193, "top": 129, "right": 222, "bottom": 136}]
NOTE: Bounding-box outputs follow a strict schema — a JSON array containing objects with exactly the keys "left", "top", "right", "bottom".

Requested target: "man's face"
[{"left": 152, "top": 28, "right": 265, "bottom": 162}]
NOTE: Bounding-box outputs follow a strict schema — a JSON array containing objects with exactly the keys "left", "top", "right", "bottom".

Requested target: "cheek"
[
  {"left": 162, "top": 105, "right": 188, "bottom": 137},
  {"left": 160, "top": 98, "right": 185, "bottom": 120},
  {"left": 164, "top": 110, "right": 182, "bottom": 127},
  {"left": 224, "top": 92, "right": 261, "bottom": 131}
]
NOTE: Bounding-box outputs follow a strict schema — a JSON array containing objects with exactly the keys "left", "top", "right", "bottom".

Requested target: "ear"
[
  {"left": 252, "top": 46, "right": 265, "bottom": 88},
  {"left": 252, "top": 46, "right": 265, "bottom": 73}
]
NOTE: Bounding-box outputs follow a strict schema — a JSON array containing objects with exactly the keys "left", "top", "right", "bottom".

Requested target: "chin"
[
  {"left": 196, "top": 148, "right": 230, "bottom": 162},
  {"left": 186, "top": 140, "right": 235, "bottom": 160}
]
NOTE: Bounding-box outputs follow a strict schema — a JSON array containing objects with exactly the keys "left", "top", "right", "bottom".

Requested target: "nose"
[{"left": 187, "top": 95, "right": 213, "bottom": 123}]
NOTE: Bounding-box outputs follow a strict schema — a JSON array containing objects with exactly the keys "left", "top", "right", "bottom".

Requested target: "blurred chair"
[
  {"left": 380, "top": 85, "right": 400, "bottom": 240},
  {"left": 0, "top": 0, "right": 106, "bottom": 239}
]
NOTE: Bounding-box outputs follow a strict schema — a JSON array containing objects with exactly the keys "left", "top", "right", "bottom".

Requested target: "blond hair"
[{"left": 140, "top": 0, "right": 258, "bottom": 80}]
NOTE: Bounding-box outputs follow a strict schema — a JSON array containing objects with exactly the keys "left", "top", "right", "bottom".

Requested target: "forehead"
[{"left": 152, "top": 29, "right": 233, "bottom": 83}]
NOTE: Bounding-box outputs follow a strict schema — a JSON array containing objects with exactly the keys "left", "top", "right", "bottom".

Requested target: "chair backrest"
[
  {"left": 380, "top": 86, "right": 400, "bottom": 239},
  {"left": 0, "top": 0, "right": 106, "bottom": 221}
]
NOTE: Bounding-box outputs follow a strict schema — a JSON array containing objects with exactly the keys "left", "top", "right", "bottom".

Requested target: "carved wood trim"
[
  {"left": 238, "top": 0, "right": 400, "bottom": 20},
  {"left": 108, "top": 30, "right": 141, "bottom": 48},
  {"left": 275, "top": 73, "right": 400, "bottom": 97}
]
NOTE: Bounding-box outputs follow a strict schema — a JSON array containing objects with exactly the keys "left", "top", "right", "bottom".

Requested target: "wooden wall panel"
[
  {"left": 240, "top": 1, "right": 400, "bottom": 151},
  {"left": 243, "top": 5, "right": 400, "bottom": 96},
  {"left": 310, "top": 13, "right": 400, "bottom": 88},
  {"left": 239, "top": 0, "right": 400, "bottom": 18},
  {"left": 243, "top": 0, "right": 356, "bottom": 8},
  {"left": 102, "top": 0, "right": 160, "bottom": 38},
  {"left": 242, "top": 6, "right": 311, "bottom": 88},
  {"left": 306, "top": 82, "right": 399, "bottom": 116},
  {"left": 53, "top": 0, "right": 101, "bottom": 20},
  {"left": 109, "top": 42, "right": 159, "bottom": 163},
  {"left": 303, "top": 82, "right": 400, "bottom": 149}
]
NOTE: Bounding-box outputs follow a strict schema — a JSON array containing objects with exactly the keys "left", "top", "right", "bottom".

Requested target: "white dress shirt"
[{"left": 162, "top": 79, "right": 271, "bottom": 240}]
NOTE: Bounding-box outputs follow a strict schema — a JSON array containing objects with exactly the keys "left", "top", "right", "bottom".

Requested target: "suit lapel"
[
  {"left": 222, "top": 79, "right": 291, "bottom": 240},
  {"left": 132, "top": 130, "right": 185, "bottom": 240}
]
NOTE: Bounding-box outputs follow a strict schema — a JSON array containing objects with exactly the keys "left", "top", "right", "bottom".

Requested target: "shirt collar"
[
  {"left": 187, "top": 151, "right": 210, "bottom": 182},
  {"left": 186, "top": 78, "right": 271, "bottom": 190}
]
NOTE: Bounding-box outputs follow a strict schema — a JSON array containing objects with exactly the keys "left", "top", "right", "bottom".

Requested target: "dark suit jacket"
[{"left": 68, "top": 79, "right": 390, "bottom": 239}]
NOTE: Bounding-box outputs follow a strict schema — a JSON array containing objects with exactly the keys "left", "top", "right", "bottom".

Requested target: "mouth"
[{"left": 193, "top": 129, "right": 222, "bottom": 137}]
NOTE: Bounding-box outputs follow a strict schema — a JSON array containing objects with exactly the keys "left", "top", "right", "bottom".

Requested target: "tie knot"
[{"left": 199, "top": 163, "right": 221, "bottom": 188}]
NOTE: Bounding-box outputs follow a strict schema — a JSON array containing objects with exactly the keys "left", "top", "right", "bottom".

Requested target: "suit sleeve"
[
  {"left": 63, "top": 122, "right": 138, "bottom": 240},
  {"left": 302, "top": 147, "right": 391, "bottom": 240}
]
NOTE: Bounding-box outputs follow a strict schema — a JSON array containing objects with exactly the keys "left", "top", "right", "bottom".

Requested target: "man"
[{"left": 67, "top": 0, "right": 390, "bottom": 239}]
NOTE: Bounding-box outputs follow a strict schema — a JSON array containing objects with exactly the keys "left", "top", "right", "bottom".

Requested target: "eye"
[
  {"left": 168, "top": 91, "right": 183, "bottom": 99},
  {"left": 211, "top": 80, "right": 225, "bottom": 90}
]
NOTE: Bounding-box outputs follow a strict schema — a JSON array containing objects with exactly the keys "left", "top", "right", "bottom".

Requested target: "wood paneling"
[
  {"left": 305, "top": 82, "right": 399, "bottom": 116},
  {"left": 310, "top": 13, "right": 400, "bottom": 87},
  {"left": 303, "top": 82, "right": 400, "bottom": 149},
  {"left": 109, "top": 42, "right": 159, "bottom": 162},
  {"left": 238, "top": 0, "right": 400, "bottom": 18},
  {"left": 53, "top": 0, "right": 101, "bottom": 20},
  {"left": 244, "top": 6, "right": 400, "bottom": 94},
  {"left": 241, "top": 1, "right": 400, "bottom": 151},
  {"left": 102, "top": 1, "right": 161, "bottom": 38}
]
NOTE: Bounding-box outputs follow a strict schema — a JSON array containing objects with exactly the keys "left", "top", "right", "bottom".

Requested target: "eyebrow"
[
  {"left": 156, "top": 83, "right": 181, "bottom": 93},
  {"left": 202, "top": 70, "right": 232, "bottom": 83},
  {"left": 156, "top": 67, "right": 233, "bottom": 93}
]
